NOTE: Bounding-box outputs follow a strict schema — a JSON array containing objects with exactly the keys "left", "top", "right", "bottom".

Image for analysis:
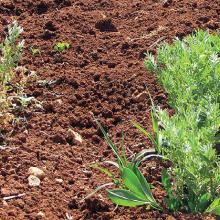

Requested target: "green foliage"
[
  {"left": 0, "top": 21, "right": 24, "bottom": 85},
  {"left": 30, "top": 47, "right": 41, "bottom": 56},
  {"left": 0, "top": 21, "right": 39, "bottom": 127},
  {"left": 161, "top": 169, "right": 181, "bottom": 211},
  {"left": 54, "top": 42, "right": 70, "bottom": 52},
  {"left": 0, "top": 21, "right": 24, "bottom": 125},
  {"left": 144, "top": 30, "right": 220, "bottom": 214},
  {"left": 89, "top": 121, "right": 161, "bottom": 210},
  {"left": 206, "top": 198, "right": 220, "bottom": 215},
  {"left": 145, "top": 30, "right": 220, "bottom": 109}
]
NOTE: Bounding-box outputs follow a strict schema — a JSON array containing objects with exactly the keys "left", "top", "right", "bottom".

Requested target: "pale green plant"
[
  {"left": 0, "top": 21, "right": 24, "bottom": 85},
  {"left": 142, "top": 30, "right": 220, "bottom": 215},
  {"left": 0, "top": 21, "right": 38, "bottom": 126},
  {"left": 0, "top": 21, "right": 24, "bottom": 125}
]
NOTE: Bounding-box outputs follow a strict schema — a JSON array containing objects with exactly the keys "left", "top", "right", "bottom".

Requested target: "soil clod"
[{"left": 95, "top": 18, "right": 117, "bottom": 32}]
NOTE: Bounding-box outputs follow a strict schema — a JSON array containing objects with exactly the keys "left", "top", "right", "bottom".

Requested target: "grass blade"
[
  {"left": 90, "top": 163, "right": 119, "bottom": 185},
  {"left": 132, "top": 121, "right": 157, "bottom": 146},
  {"left": 96, "top": 120, "right": 124, "bottom": 168}
]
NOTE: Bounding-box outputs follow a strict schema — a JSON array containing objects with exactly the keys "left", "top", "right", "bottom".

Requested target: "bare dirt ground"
[{"left": 0, "top": 0, "right": 219, "bottom": 219}]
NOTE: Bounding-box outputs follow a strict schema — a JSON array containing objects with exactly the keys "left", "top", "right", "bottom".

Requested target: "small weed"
[
  {"left": 0, "top": 21, "right": 24, "bottom": 126},
  {"left": 54, "top": 42, "right": 70, "bottom": 52},
  {"left": 30, "top": 47, "right": 41, "bottom": 56},
  {"left": 0, "top": 21, "right": 24, "bottom": 85},
  {"left": 84, "top": 121, "right": 161, "bottom": 210},
  {"left": 0, "top": 21, "right": 39, "bottom": 127}
]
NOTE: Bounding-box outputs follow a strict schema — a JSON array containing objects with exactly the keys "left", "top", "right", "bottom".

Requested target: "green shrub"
[
  {"left": 0, "top": 21, "right": 24, "bottom": 85},
  {"left": 0, "top": 21, "right": 38, "bottom": 127},
  {"left": 0, "top": 21, "right": 24, "bottom": 125},
  {"left": 144, "top": 30, "right": 220, "bottom": 214}
]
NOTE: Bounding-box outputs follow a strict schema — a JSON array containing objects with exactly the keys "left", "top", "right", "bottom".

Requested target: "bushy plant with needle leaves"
[{"left": 143, "top": 30, "right": 220, "bottom": 215}]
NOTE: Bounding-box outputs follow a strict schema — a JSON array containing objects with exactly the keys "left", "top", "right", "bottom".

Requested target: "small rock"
[
  {"left": 132, "top": 91, "right": 148, "bottom": 103},
  {"left": 163, "top": 0, "right": 172, "bottom": 7},
  {"left": 28, "top": 167, "right": 45, "bottom": 180},
  {"left": 29, "top": 70, "right": 37, "bottom": 76},
  {"left": 55, "top": 178, "right": 64, "bottom": 184},
  {"left": 23, "top": 130, "right": 28, "bottom": 135},
  {"left": 56, "top": 99, "right": 63, "bottom": 105},
  {"left": 28, "top": 175, "right": 41, "bottom": 187},
  {"left": 67, "top": 129, "right": 83, "bottom": 144},
  {"left": 1, "top": 188, "right": 11, "bottom": 196},
  {"left": 2, "top": 200, "right": 8, "bottom": 207},
  {"left": 37, "top": 211, "right": 45, "bottom": 219}
]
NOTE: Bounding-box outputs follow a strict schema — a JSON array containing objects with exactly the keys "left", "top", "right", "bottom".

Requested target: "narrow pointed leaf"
[
  {"left": 96, "top": 120, "right": 124, "bottom": 167},
  {"left": 132, "top": 121, "right": 156, "bottom": 146},
  {"left": 102, "top": 160, "right": 120, "bottom": 169},
  {"left": 162, "top": 169, "right": 172, "bottom": 194},
  {"left": 141, "top": 154, "right": 164, "bottom": 162},
  {"left": 81, "top": 182, "right": 114, "bottom": 202},
  {"left": 198, "top": 193, "right": 211, "bottom": 212},
  {"left": 120, "top": 131, "right": 127, "bottom": 166},
  {"left": 90, "top": 164, "right": 119, "bottom": 185}
]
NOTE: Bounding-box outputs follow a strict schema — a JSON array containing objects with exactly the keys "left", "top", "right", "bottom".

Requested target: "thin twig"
[
  {"left": 3, "top": 193, "right": 25, "bottom": 201},
  {"left": 148, "top": 36, "right": 166, "bottom": 49}
]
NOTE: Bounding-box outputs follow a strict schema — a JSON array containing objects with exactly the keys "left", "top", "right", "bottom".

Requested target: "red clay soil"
[{"left": 0, "top": 0, "right": 219, "bottom": 219}]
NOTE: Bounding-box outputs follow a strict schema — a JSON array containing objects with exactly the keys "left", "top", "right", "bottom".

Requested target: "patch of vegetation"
[
  {"left": 144, "top": 30, "right": 220, "bottom": 215},
  {"left": 91, "top": 30, "right": 220, "bottom": 217},
  {"left": 0, "top": 21, "right": 38, "bottom": 127},
  {"left": 30, "top": 47, "right": 41, "bottom": 56},
  {"left": 0, "top": 21, "right": 24, "bottom": 125},
  {"left": 84, "top": 121, "right": 161, "bottom": 210},
  {"left": 54, "top": 42, "right": 70, "bottom": 52}
]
